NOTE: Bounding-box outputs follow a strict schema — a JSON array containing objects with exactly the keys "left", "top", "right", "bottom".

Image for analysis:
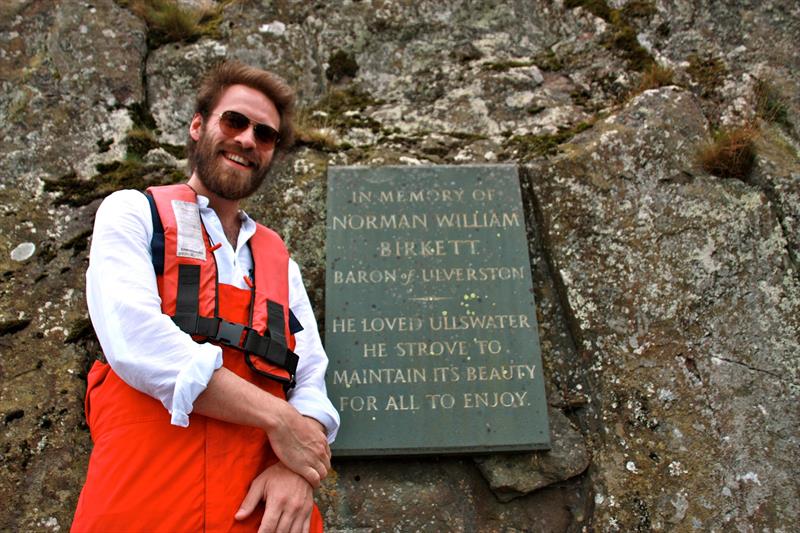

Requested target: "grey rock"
[
  {"left": 527, "top": 85, "right": 799, "bottom": 531},
  {"left": 0, "top": 0, "right": 146, "bottom": 181},
  {"left": 475, "top": 408, "right": 590, "bottom": 502},
  {"left": 143, "top": 147, "right": 181, "bottom": 168},
  {"left": 147, "top": 39, "right": 229, "bottom": 146}
]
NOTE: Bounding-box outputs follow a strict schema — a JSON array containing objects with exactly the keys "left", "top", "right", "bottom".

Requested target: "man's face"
[{"left": 190, "top": 84, "right": 280, "bottom": 201}]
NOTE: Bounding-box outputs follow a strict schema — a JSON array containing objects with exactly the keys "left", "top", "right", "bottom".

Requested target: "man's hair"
[{"left": 187, "top": 60, "right": 295, "bottom": 168}]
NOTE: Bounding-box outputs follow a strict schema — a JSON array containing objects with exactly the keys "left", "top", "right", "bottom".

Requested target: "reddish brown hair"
[{"left": 187, "top": 60, "right": 295, "bottom": 168}]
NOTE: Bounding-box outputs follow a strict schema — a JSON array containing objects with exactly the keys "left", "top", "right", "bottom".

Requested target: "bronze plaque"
[{"left": 325, "top": 165, "right": 549, "bottom": 455}]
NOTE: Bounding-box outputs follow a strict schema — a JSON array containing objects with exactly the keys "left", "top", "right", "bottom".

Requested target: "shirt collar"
[{"left": 195, "top": 193, "right": 257, "bottom": 243}]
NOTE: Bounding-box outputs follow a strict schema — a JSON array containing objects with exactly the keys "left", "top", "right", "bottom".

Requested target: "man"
[{"left": 72, "top": 61, "right": 339, "bottom": 533}]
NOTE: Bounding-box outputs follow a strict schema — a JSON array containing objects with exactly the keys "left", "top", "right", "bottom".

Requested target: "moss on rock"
[
  {"left": 45, "top": 161, "right": 184, "bottom": 207},
  {"left": 326, "top": 50, "right": 359, "bottom": 82},
  {"left": 504, "top": 122, "right": 593, "bottom": 161}
]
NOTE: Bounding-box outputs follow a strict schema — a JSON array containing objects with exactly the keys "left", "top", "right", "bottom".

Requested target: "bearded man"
[{"left": 72, "top": 61, "right": 339, "bottom": 533}]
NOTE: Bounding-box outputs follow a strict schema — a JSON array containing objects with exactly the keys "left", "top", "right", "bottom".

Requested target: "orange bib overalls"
[{"left": 72, "top": 185, "right": 323, "bottom": 532}]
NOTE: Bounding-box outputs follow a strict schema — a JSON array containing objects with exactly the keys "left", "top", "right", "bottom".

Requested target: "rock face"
[
  {"left": 1, "top": 0, "right": 798, "bottom": 531},
  {"left": 475, "top": 408, "right": 591, "bottom": 503},
  {"left": 527, "top": 86, "right": 799, "bottom": 531}
]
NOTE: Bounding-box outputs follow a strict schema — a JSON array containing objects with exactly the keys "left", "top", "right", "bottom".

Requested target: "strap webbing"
[
  {"left": 145, "top": 193, "right": 165, "bottom": 276},
  {"left": 170, "top": 276, "right": 299, "bottom": 382},
  {"left": 172, "top": 264, "right": 200, "bottom": 332}
]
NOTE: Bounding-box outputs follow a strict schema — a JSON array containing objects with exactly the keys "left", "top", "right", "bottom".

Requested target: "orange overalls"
[{"left": 72, "top": 185, "right": 323, "bottom": 532}]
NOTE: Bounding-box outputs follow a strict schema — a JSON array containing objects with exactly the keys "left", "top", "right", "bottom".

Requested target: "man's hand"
[
  {"left": 267, "top": 410, "right": 331, "bottom": 488},
  {"left": 194, "top": 368, "right": 331, "bottom": 488},
  {"left": 235, "top": 462, "right": 313, "bottom": 533}
]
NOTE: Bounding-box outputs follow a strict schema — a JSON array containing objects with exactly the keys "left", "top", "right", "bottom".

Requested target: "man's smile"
[{"left": 221, "top": 150, "right": 255, "bottom": 168}]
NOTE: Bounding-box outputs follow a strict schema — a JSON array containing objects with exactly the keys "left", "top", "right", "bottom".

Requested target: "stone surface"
[
  {"left": 0, "top": 0, "right": 798, "bottom": 531},
  {"left": 475, "top": 407, "right": 590, "bottom": 502},
  {"left": 526, "top": 86, "right": 799, "bottom": 531}
]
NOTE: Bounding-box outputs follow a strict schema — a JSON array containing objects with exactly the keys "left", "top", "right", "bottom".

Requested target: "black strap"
[
  {"left": 171, "top": 287, "right": 299, "bottom": 381},
  {"left": 267, "top": 301, "right": 286, "bottom": 345},
  {"left": 145, "top": 192, "right": 165, "bottom": 276},
  {"left": 172, "top": 265, "right": 200, "bottom": 332}
]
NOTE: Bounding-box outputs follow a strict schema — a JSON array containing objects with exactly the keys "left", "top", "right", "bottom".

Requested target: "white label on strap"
[{"left": 171, "top": 200, "right": 206, "bottom": 260}]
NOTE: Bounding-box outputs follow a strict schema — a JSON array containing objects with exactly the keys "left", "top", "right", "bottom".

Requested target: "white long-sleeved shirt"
[{"left": 86, "top": 189, "right": 339, "bottom": 442}]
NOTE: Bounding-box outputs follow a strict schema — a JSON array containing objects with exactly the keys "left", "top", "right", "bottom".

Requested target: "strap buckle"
[{"left": 213, "top": 320, "right": 248, "bottom": 348}]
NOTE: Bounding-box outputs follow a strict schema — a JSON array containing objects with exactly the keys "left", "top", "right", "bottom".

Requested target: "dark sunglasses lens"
[
  {"left": 220, "top": 111, "right": 278, "bottom": 146},
  {"left": 253, "top": 124, "right": 279, "bottom": 145},
  {"left": 220, "top": 111, "right": 249, "bottom": 133}
]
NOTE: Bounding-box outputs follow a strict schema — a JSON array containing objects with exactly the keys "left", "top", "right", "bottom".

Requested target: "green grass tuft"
[
  {"left": 696, "top": 125, "right": 758, "bottom": 181},
  {"left": 754, "top": 79, "right": 791, "bottom": 130},
  {"left": 124, "top": 0, "right": 226, "bottom": 48},
  {"left": 687, "top": 54, "right": 727, "bottom": 98},
  {"left": 629, "top": 63, "right": 675, "bottom": 97}
]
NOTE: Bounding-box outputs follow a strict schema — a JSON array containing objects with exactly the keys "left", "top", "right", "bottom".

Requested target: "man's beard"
[{"left": 192, "top": 132, "right": 272, "bottom": 201}]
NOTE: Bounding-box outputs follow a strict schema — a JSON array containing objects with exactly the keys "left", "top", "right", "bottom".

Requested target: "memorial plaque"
[{"left": 325, "top": 165, "right": 549, "bottom": 456}]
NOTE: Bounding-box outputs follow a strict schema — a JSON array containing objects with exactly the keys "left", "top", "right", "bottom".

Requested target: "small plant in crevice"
[
  {"left": 326, "top": 50, "right": 359, "bottom": 83},
  {"left": 696, "top": 124, "right": 758, "bottom": 181},
  {"left": 120, "top": 0, "right": 228, "bottom": 48},
  {"left": 754, "top": 79, "right": 792, "bottom": 130},
  {"left": 123, "top": 127, "right": 185, "bottom": 161},
  {"left": 564, "top": 0, "right": 656, "bottom": 72},
  {"left": 686, "top": 53, "right": 727, "bottom": 99},
  {"left": 632, "top": 63, "right": 675, "bottom": 94},
  {"left": 124, "top": 128, "right": 160, "bottom": 160},
  {"left": 293, "top": 110, "right": 340, "bottom": 151},
  {"left": 503, "top": 122, "right": 594, "bottom": 161},
  {"left": 121, "top": 102, "right": 185, "bottom": 161}
]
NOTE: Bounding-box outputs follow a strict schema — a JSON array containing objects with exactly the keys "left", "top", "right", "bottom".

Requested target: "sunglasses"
[{"left": 217, "top": 110, "right": 280, "bottom": 147}]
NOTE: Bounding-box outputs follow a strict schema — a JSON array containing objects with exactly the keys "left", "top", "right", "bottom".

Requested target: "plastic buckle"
[{"left": 215, "top": 321, "right": 246, "bottom": 347}]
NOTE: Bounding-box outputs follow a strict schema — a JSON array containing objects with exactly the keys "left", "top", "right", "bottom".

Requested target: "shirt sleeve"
[
  {"left": 286, "top": 259, "right": 341, "bottom": 443},
  {"left": 86, "top": 190, "right": 223, "bottom": 427}
]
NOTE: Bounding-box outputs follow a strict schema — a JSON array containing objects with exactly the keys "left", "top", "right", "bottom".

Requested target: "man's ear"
[{"left": 189, "top": 113, "right": 203, "bottom": 141}]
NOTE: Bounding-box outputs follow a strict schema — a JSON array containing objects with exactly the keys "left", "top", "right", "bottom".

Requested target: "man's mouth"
[{"left": 222, "top": 151, "right": 255, "bottom": 168}]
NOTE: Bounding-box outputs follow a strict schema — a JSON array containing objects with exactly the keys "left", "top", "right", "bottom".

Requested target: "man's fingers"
[
  {"left": 299, "top": 512, "right": 311, "bottom": 533},
  {"left": 303, "top": 467, "right": 321, "bottom": 489},
  {"left": 324, "top": 443, "right": 332, "bottom": 466},
  {"left": 318, "top": 463, "right": 328, "bottom": 482},
  {"left": 235, "top": 478, "right": 265, "bottom": 521},
  {"left": 258, "top": 501, "right": 280, "bottom": 533}
]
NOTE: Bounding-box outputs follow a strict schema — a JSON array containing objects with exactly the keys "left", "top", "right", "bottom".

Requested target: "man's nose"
[{"left": 233, "top": 125, "right": 257, "bottom": 150}]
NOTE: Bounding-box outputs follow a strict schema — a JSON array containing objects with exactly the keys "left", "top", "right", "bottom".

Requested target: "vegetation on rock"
[
  {"left": 565, "top": 0, "right": 656, "bottom": 71},
  {"left": 755, "top": 79, "right": 792, "bottom": 130},
  {"left": 45, "top": 163, "right": 184, "bottom": 207},
  {"left": 326, "top": 50, "right": 360, "bottom": 82},
  {"left": 503, "top": 122, "right": 593, "bottom": 161},
  {"left": 120, "top": 0, "right": 229, "bottom": 48},
  {"left": 696, "top": 124, "right": 758, "bottom": 181},
  {"left": 687, "top": 53, "right": 728, "bottom": 98}
]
